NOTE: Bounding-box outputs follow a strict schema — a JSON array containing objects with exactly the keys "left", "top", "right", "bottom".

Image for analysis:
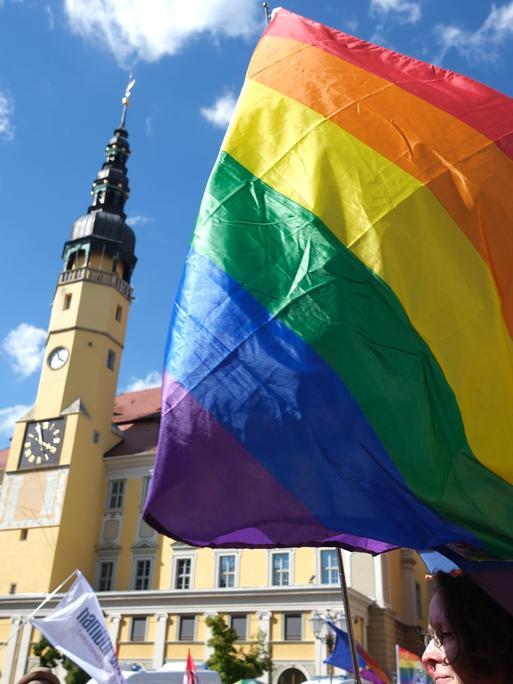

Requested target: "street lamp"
[{"left": 310, "top": 610, "right": 344, "bottom": 683}]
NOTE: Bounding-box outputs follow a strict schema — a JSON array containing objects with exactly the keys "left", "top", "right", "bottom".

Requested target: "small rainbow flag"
[{"left": 396, "top": 646, "right": 432, "bottom": 684}]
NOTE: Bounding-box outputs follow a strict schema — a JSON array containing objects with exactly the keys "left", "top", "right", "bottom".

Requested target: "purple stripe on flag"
[{"left": 144, "top": 371, "right": 395, "bottom": 552}]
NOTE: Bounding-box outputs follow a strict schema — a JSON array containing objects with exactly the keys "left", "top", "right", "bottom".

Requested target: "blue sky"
[{"left": 1, "top": 0, "right": 513, "bottom": 446}]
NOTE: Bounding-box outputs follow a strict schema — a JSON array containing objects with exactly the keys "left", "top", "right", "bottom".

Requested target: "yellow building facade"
[{"left": 0, "top": 109, "right": 430, "bottom": 684}]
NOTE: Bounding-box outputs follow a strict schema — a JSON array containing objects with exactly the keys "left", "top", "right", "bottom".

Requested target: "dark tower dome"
[{"left": 62, "top": 85, "right": 138, "bottom": 285}]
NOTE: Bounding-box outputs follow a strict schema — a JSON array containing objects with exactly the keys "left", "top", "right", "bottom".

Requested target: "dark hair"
[{"left": 435, "top": 571, "right": 513, "bottom": 679}]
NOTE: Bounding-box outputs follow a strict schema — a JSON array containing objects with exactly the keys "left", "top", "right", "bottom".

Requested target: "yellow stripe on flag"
[{"left": 223, "top": 78, "right": 513, "bottom": 485}]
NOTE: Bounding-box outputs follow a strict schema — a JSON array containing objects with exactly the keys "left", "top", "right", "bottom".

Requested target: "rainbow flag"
[
  {"left": 144, "top": 9, "right": 513, "bottom": 557},
  {"left": 396, "top": 646, "right": 431, "bottom": 683}
]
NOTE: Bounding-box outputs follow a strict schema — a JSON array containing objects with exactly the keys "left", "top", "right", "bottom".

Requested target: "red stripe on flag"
[{"left": 267, "top": 9, "right": 513, "bottom": 159}]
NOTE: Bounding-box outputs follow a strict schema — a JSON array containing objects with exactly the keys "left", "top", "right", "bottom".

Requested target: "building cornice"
[
  {"left": 0, "top": 584, "right": 373, "bottom": 617},
  {"left": 104, "top": 452, "right": 155, "bottom": 471}
]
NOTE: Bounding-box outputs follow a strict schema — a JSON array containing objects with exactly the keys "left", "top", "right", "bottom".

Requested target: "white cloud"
[
  {"left": 127, "top": 213, "right": 153, "bottom": 227},
  {"left": 434, "top": 2, "right": 513, "bottom": 65},
  {"left": 0, "top": 404, "right": 31, "bottom": 438},
  {"left": 370, "top": 0, "right": 421, "bottom": 24},
  {"left": 64, "top": 0, "right": 262, "bottom": 66},
  {"left": 2, "top": 323, "right": 46, "bottom": 377},
  {"left": 124, "top": 370, "right": 161, "bottom": 392},
  {"left": 0, "top": 91, "right": 14, "bottom": 142},
  {"left": 345, "top": 18, "right": 359, "bottom": 34},
  {"left": 46, "top": 5, "right": 55, "bottom": 30},
  {"left": 200, "top": 92, "right": 237, "bottom": 129}
]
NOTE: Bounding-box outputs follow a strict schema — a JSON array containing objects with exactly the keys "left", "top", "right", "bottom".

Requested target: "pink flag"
[{"left": 183, "top": 650, "right": 198, "bottom": 684}]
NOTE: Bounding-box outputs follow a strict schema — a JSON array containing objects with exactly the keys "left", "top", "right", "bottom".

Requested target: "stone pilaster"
[
  {"left": 12, "top": 620, "right": 33, "bottom": 683},
  {"left": 3, "top": 616, "right": 23, "bottom": 684},
  {"left": 152, "top": 613, "right": 168, "bottom": 670}
]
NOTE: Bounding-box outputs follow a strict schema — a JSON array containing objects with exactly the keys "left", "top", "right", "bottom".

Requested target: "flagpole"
[
  {"left": 0, "top": 569, "right": 79, "bottom": 652},
  {"left": 262, "top": 3, "right": 272, "bottom": 24},
  {"left": 335, "top": 548, "right": 362, "bottom": 684},
  {"left": 395, "top": 644, "right": 400, "bottom": 684}
]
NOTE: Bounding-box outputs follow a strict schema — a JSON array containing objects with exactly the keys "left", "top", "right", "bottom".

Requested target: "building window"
[
  {"left": 415, "top": 581, "right": 423, "bottom": 618},
  {"left": 130, "top": 616, "right": 147, "bottom": 642},
  {"left": 63, "top": 293, "right": 72, "bottom": 310},
  {"left": 218, "top": 554, "right": 235, "bottom": 588},
  {"left": 272, "top": 552, "right": 290, "bottom": 586},
  {"left": 284, "top": 613, "right": 302, "bottom": 641},
  {"left": 115, "top": 305, "right": 122, "bottom": 322},
  {"left": 175, "top": 558, "right": 192, "bottom": 590},
  {"left": 320, "top": 549, "right": 338, "bottom": 585},
  {"left": 133, "top": 559, "right": 152, "bottom": 590},
  {"left": 107, "top": 479, "right": 125, "bottom": 510},
  {"left": 9, "top": 583, "right": 16, "bottom": 595},
  {"left": 107, "top": 349, "right": 116, "bottom": 370},
  {"left": 93, "top": 430, "right": 100, "bottom": 444},
  {"left": 20, "top": 529, "right": 28, "bottom": 541},
  {"left": 230, "top": 614, "right": 247, "bottom": 641},
  {"left": 178, "top": 615, "right": 195, "bottom": 641},
  {"left": 97, "top": 561, "right": 115, "bottom": 592},
  {"left": 140, "top": 475, "right": 151, "bottom": 507}
]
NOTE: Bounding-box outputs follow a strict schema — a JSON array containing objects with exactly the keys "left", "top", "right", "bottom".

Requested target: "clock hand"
[{"left": 35, "top": 423, "right": 43, "bottom": 443}]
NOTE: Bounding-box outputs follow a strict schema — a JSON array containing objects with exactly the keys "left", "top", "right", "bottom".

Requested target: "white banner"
[{"left": 31, "top": 571, "right": 124, "bottom": 684}]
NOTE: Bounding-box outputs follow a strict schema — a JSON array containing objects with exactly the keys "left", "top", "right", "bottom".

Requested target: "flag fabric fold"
[
  {"left": 325, "top": 622, "right": 389, "bottom": 684},
  {"left": 30, "top": 572, "right": 124, "bottom": 684},
  {"left": 144, "top": 8, "right": 513, "bottom": 561}
]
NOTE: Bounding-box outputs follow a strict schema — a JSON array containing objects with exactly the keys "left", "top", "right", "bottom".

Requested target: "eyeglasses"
[{"left": 422, "top": 630, "right": 453, "bottom": 649}]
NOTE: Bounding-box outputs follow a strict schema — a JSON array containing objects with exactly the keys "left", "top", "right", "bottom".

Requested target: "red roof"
[
  {"left": 108, "top": 386, "right": 161, "bottom": 457},
  {"left": 112, "top": 386, "right": 161, "bottom": 425}
]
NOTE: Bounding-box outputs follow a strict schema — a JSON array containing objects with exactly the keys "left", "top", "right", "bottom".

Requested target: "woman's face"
[
  {"left": 422, "top": 589, "right": 500, "bottom": 684},
  {"left": 422, "top": 589, "right": 462, "bottom": 684}
]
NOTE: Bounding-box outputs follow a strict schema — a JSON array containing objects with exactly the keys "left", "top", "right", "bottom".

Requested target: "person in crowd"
[
  {"left": 17, "top": 667, "right": 60, "bottom": 684},
  {"left": 422, "top": 570, "right": 513, "bottom": 683}
]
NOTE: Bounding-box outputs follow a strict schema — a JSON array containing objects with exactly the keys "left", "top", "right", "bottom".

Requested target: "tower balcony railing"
[{"left": 58, "top": 266, "right": 133, "bottom": 299}]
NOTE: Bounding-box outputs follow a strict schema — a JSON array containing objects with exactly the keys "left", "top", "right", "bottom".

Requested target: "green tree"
[
  {"left": 62, "top": 656, "right": 90, "bottom": 684},
  {"left": 206, "top": 614, "right": 272, "bottom": 684},
  {"left": 33, "top": 637, "right": 61, "bottom": 668},
  {"left": 32, "top": 638, "right": 89, "bottom": 684}
]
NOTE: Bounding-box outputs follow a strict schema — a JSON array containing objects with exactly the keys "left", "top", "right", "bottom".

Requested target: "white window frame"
[
  {"left": 270, "top": 550, "right": 292, "bottom": 587},
  {"left": 106, "top": 479, "right": 125, "bottom": 510},
  {"left": 173, "top": 555, "right": 194, "bottom": 590},
  {"left": 214, "top": 551, "right": 240, "bottom": 589},
  {"left": 95, "top": 559, "right": 117, "bottom": 592},
  {"left": 140, "top": 474, "right": 151, "bottom": 508},
  {"left": 131, "top": 557, "right": 153, "bottom": 590},
  {"left": 318, "top": 548, "right": 338, "bottom": 585}
]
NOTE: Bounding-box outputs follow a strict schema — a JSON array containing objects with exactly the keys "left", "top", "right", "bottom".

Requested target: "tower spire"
[
  {"left": 62, "top": 81, "right": 138, "bottom": 285},
  {"left": 87, "top": 79, "right": 136, "bottom": 220}
]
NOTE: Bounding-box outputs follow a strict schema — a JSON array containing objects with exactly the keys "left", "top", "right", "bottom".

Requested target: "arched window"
[{"left": 277, "top": 668, "right": 307, "bottom": 684}]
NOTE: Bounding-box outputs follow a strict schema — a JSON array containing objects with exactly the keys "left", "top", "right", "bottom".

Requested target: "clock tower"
[{"left": 0, "top": 88, "right": 138, "bottom": 593}]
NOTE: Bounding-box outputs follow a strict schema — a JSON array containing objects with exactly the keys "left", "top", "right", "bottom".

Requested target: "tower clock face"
[
  {"left": 47, "top": 346, "right": 69, "bottom": 370},
  {"left": 19, "top": 419, "right": 65, "bottom": 469}
]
